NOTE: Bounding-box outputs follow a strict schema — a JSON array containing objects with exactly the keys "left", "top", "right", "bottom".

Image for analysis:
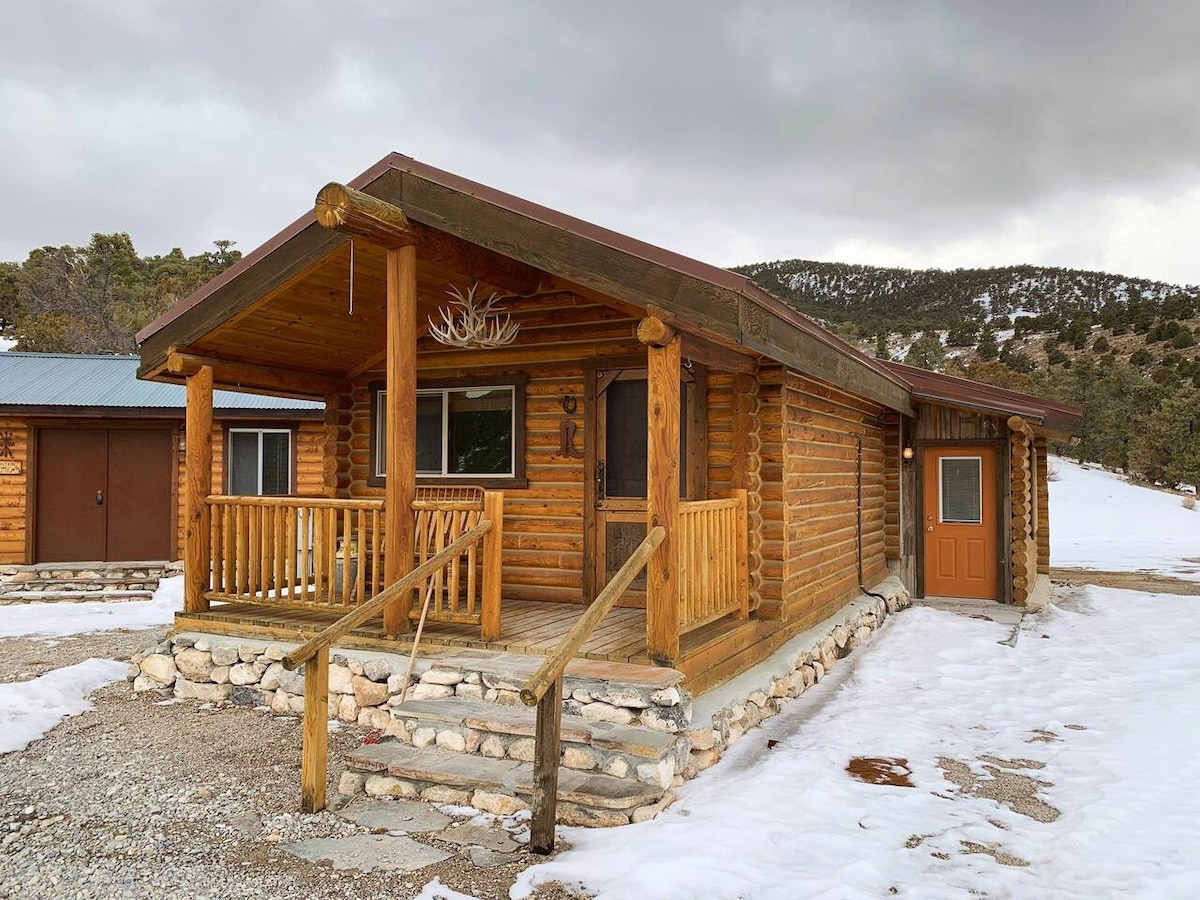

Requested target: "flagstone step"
[
  {"left": 343, "top": 741, "right": 671, "bottom": 825},
  {"left": 0, "top": 589, "right": 155, "bottom": 604},
  {"left": 387, "top": 697, "right": 685, "bottom": 778}
]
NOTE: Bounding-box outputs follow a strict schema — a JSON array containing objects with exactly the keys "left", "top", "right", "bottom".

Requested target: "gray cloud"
[{"left": 2, "top": 1, "right": 1199, "bottom": 283}]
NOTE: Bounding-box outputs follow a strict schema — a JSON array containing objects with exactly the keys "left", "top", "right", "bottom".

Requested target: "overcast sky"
[{"left": 2, "top": 1, "right": 1198, "bottom": 284}]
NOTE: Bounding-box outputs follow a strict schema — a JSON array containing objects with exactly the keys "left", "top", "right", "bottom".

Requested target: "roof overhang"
[
  {"left": 882, "top": 360, "right": 1083, "bottom": 440},
  {"left": 137, "top": 154, "right": 914, "bottom": 415}
]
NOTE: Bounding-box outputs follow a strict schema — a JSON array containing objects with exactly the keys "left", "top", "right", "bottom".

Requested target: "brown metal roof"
[{"left": 881, "top": 360, "right": 1083, "bottom": 436}]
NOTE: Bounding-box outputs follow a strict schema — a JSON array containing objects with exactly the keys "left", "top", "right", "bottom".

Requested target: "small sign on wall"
[{"left": 0, "top": 461, "right": 21, "bottom": 476}]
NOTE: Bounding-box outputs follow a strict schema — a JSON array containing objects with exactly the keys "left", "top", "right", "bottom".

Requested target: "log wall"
[
  {"left": 882, "top": 412, "right": 901, "bottom": 560},
  {"left": 780, "top": 370, "right": 888, "bottom": 624},
  {"left": 0, "top": 418, "right": 30, "bottom": 565},
  {"left": 1035, "top": 436, "right": 1050, "bottom": 575}
]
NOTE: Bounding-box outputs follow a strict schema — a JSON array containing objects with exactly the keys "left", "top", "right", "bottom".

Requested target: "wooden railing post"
[
  {"left": 184, "top": 365, "right": 213, "bottom": 613},
  {"left": 644, "top": 328, "right": 681, "bottom": 664},
  {"left": 481, "top": 490, "right": 504, "bottom": 641},
  {"left": 300, "top": 645, "right": 329, "bottom": 813},
  {"left": 384, "top": 244, "right": 417, "bottom": 635},
  {"left": 734, "top": 488, "right": 750, "bottom": 619},
  {"left": 530, "top": 674, "right": 562, "bottom": 855}
]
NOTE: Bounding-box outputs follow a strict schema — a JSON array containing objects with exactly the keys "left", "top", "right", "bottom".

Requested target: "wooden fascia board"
[{"left": 390, "top": 170, "right": 913, "bottom": 414}]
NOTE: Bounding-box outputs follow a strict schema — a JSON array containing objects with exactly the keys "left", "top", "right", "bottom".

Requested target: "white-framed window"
[
  {"left": 938, "top": 456, "right": 983, "bottom": 524},
  {"left": 228, "top": 428, "right": 292, "bottom": 496},
  {"left": 374, "top": 385, "right": 518, "bottom": 479}
]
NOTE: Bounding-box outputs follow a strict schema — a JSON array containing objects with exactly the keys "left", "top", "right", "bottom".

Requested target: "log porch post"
[
  {"left": 641, "top": 318, "right": 681, "bottom": 664},
  {"left": 384, "top": 244, "right": 418, "bottom": 635},
  {"left": 184, "top": 364, "right": 213, "bottom": 613}
]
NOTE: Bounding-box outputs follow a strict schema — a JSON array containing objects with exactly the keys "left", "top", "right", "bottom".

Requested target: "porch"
[{"left": 178, "top": 489, "right": 756, "bottom": 685}]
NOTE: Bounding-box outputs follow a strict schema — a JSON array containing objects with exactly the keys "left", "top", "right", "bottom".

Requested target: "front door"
[
  {"left": 36, "top": 427, "right": 174, "bottom": 563},
  {"left": 592, "top": 372, "right": 687, "bottom": 606},
  {"left": 922, "top": 446, "right": 998, "bottom": 600}
]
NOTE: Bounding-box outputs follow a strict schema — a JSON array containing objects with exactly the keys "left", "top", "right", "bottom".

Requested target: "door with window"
[
  {"left": 592, "top": 371, "right": 689, "bottom": 606},
  {"left": 922, "top": 446, "right": 998, "bottom": 599}
]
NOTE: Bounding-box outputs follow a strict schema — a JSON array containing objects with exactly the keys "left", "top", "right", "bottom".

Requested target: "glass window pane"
[
  {"left": 605, "top": 379, "right": 648, "bottom": 497},
  {"left": 376, "top": 390, "right": 387, "bottom": 477},
  {"left": 229, "top": 431, "right": 259, "bottom": 495},
  {"left": 446, "top": 389, "right": 512, "bottom": 475},
  {"left": 416, "top": 394, "right": 445, "bottom": 474},
  {"left": 941, "top": 457, "right": 982, "bottom": 524},
  {"left": 261, "top": 432, "right": 291, "bottom": 496}
]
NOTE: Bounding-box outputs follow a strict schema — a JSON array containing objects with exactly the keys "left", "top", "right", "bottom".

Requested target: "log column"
[
  {"left": 642, "top": 319, "right": 681, "bottom": 664},
  {"left": 383, "top": 244, "right": 417, "bottom": 635},
  {"left": 184, "top": 365, "right": 213, "bottom": 613},
  {"left": 1008, "top": 417, "right": 1035, "bottom": 606}
]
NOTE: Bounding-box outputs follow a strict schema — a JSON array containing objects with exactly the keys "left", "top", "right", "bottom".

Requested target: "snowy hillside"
[{"left": 1049, "top": 456, "right": 1200, "bottom": 581}]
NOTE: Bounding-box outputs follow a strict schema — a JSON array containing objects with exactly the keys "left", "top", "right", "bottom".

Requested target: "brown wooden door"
[
  {"left": 106, "top": 429, "right": 173, "bottom": 561},
  {"left": 36, "top": 427, "right": 174, "bottom": 563},
  {"left": 922, "top": 446, "right": 998, "bottom": 599},
  {"left": 35, "top": 429, "right": 109, "bottom": 562}
]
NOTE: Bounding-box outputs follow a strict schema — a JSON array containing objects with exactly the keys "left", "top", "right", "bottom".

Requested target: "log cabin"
[
  {"left": 0, "top": 352, "right": 323, "bottom": 572},
  {"left": 132, "top": 153, "right": 1082, "bottom": 829}
]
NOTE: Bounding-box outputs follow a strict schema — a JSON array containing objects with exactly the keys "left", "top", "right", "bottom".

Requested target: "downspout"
[{"left": 854, "top": 433, "right": 890, "bottom": 603}]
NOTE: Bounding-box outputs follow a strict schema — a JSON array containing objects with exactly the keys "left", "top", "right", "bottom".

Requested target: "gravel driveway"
[{"left": 0, "top": 627, "right": 581, "bottom": 900}]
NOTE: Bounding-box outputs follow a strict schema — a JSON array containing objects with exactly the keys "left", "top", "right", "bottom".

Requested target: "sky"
[{"left": 1, "top": 1, "right": 1198, "bottom": 285}]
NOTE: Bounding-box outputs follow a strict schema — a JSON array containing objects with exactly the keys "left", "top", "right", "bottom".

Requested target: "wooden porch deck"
[{"left": 174, "top": 598, "right": 760, "bottom": 672}]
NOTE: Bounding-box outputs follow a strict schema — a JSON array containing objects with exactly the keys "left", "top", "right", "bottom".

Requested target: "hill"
[{"left": 737, "top": 259, "right": 1200, "bottom": 490}]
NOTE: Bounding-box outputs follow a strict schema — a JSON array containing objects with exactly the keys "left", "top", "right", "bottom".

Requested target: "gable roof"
[
  {"left": 882, "top": 360, "right": 1082, "bottom": 437},
  {"left": 0, "top": 353, "right": 323, "bottom": 414},
  {"left": 135, "top": 153, "right": 914, "bottom": 415}
]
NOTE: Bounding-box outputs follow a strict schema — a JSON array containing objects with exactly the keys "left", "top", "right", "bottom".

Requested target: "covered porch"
[{"left": 144, "top": 169, "right": 763, "bottom": 686}]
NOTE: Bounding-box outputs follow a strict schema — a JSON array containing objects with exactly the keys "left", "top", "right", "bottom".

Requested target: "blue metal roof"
[{"left": 0, "top": 353, "right": 323, "bottom": 412}]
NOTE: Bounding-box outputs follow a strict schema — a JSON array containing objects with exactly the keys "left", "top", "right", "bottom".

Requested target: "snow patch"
[
  {"left": 0, "top": 575, "right": 183, "bottom": 638},
  {"left": 0, "top": 658, "right": 129, "bottom": 753},
  {"left": 1049, "top": 457, "right": 1200, "bottom": 581}
]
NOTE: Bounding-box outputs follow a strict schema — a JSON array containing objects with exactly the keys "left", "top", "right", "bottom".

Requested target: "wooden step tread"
[
  {"left": 389, "top": 698, "right": 677, "bottom": 758},
  {"left": 346, "top": 741, "right": 665, "bottom": 811},
  {"left": 430, "top": 652, "right": 684, "bottom": 690}
]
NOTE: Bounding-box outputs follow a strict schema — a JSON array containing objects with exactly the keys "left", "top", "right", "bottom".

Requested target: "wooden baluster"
[
  {"left": 248, "top": 504, "right": 260, "bottom": 599},
  {"left": 326, "top": 507, "right": 337, "bottom": 605},
  {"left": 300, "top": 645, "right": 329, "bottom": 813},
  {"left": 371, "top": 507, "right": 381, "bottom": 597},
  {"left": 447, "top": 510, "right": 463, "bottom": 616},
  {"left": 222, "top": 505, "right": 233, "bottom": 596},
  {"left": 312, "top": 505, "right": 323, "bottom": 603},
  {"left": 209, "top": 503, "right": 219, "bottom": 597},
  {"left": 285, "top": 506, "right": 296, "bottom": 602},
  {"left": 341, "top": 508, "right": 353, "bottom": 606},
  {"left": 466, "top": 512, "right": 478, "bottom": 619},
  {"left": 355, "top": 508, "right": 366, "bottom": 605},
  {"left": 260, "top": 505, "right": 271, "bottom": 600},
  {"left": 433, "top": 511, "right": 446, "bottom": 618},
  {"left": 274, "top": 506, "right": 285, "bottom": 603}
]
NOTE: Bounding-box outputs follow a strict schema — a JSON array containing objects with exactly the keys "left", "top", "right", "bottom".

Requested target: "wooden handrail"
[
  {"left": 283, "top": 518, "right": 492, "bottom": 672},
  {"left": 520, "top": 525, "right": 664, "bottom": 856},
  {"left": 207, "top": 494, "right": 385, "bottom": 509},
  {"left": 520, "top": 525, "right": 665, "bottom": 707}
]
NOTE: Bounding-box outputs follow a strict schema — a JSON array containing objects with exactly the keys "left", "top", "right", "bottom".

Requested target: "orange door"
[{"left": 923, "top": 447, "right": 998, "bottom": 600}]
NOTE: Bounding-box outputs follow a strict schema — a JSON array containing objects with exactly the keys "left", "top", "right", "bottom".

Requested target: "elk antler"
[{"left": 428, "top": 283, "right": 520, "bottom": 349}]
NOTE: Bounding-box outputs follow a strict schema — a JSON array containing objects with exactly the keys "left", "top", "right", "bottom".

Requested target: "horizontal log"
[
  {"left": 166, "top": 350, "right": 347, "bottom": 399},
  {"left": 314, "top": 182, "right": 416, "bottom": 248}
]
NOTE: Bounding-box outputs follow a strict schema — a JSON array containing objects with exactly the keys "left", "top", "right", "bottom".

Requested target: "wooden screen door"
[
  {"left": 592, "top": 372, "right": 687, "bottom": 606},
  {"left": 922, "top": 446, "right": 998, "bottom": 600}
]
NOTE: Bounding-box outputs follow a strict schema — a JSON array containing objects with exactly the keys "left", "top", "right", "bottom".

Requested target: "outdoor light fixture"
[{"left": 902, "top": 446, "right": 915, "bottom": 461}]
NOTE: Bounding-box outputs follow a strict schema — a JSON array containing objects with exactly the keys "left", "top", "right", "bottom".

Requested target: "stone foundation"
[{"left": 1, "top": 561, "right": 180, "bottom": 604}]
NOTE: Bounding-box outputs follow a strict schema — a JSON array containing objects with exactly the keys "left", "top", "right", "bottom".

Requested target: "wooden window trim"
[{"left": 369, "top": 375, "right": 528, "bottom": 490}]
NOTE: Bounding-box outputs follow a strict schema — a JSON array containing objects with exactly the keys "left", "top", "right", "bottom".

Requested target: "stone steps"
[
  {"left": 342, "top": 740, "right": 672, "bottom": 826},
  {"left": 387, "top": 696, "right": 686, "bottom": 788},
  {"left": 0, "top": 589, "right": 155, "bottom": 604}
]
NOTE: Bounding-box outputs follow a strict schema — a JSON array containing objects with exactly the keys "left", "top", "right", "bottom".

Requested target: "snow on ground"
[
  {"left": 0, "top": 574, "right": 183, "bottom": 638},
  {"left": 516, "top": 587, "right": 1200, "bottom": 899},
  {"left": 0, "top": 658, "right": 130, "bottom": 753},
  {"left": 1049, "top": 456, "right": 1200, "bottom": 581}
]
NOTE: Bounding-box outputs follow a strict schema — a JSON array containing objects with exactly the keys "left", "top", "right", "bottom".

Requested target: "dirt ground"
[{"left": 1050, "top": 567, "right": 1200, "bottom": 596}]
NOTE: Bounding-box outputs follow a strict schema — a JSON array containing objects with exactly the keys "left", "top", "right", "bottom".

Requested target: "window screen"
[
  {"left": 229, "top": 431, "right": 259, "bottom": 496},
  {"left": 940, "top": 457, "right": 982, "bottom": 524},
  {"left": 261, "top": 432, "right": 291, "bottom": 495}
]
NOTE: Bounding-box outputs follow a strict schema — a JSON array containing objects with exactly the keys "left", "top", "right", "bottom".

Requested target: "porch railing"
[
  {"left": 678, "top": 489, "right": 750, "bottom": 632},
  {"left": 206, "top": 496, "right": 385, "bottom": 609}
]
